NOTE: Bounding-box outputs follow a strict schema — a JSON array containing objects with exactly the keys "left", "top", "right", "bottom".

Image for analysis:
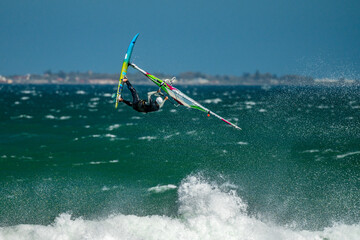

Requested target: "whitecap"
[
  {"left": 237, "top": 142, "right": 249, "bottom": 145},
  {"left": 21, "top": 96, "right": 30, "bottom": 101},
  {"left": 89, "top": 161, "right": 104, "bottom": 165},
  {"left": 148, "top": 184, "right": 177, "bottom": 193},
  {"left": 76, "top": 90, "right": 86, "bottom": 95},
  {"left": 11, "top": 115, "right": 33, "bottom": 119},
  {"left": 107, "top": 124, "right": 121, "bottom": 131},
  {"left": 59, "top": 116, "right": 71, "bottom": 120},
  {"left": 203, "top": 98, "right": 222, "bottom": 104},
  {"left": 336, "top": 151, "right": 360, "bottom": 159},
  {"left": 302, "top": 150, "right": 320, "bottom": 153},
  {"left": 245, "top": 101, "right": 256, "bottom": 105},
  {"left": 164, "top": 132, "right": 180, "bottom": 139},
  {"left": 105, "top": 134, "right": 116, "bottom": 138},
  {"left": 138, "top": 136, "right": 157, "bottom": 141},
  {"left": 45, "top": 115, "right": 56, "bottom": 119},
  {"left": 1, "top": 176, "right": 360, "bottom": 239},
  {"left": 21, "top": 90, "right": 35, "bottom": 94}
]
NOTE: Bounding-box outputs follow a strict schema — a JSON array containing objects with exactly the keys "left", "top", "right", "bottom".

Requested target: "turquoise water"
[{"left": 0, "top": 84, "right": 359, "bottom": 239}]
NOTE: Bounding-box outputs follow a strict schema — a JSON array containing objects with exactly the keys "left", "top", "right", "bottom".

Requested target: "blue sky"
[{"left": 1, "top": 0, "right": 359, "bottom": 78}]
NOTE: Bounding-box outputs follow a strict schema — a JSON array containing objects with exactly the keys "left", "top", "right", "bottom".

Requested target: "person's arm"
[
  {"left": 123, "top": 99, "right": 132, "bottom": 107},
  {"left": 119, "top": 97, "right": 132, "bottom": 107},
  {"left": 158, "top": 96, "right": 168, "bottom": 109}
]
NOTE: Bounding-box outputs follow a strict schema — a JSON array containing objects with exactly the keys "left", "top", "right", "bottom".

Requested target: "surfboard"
[{"left": 115, "top": 33, "right": 140, "bottom": 108}]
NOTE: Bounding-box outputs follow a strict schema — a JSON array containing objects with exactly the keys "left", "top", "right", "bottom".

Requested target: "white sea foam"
[
  {"left": 203, "top": 98, "right": 222, "bottom": 104},
  {"left": 245, "top": 101, "right": 256, "bottom": 105},
  {"left": 20, "top": 96, "right": 30, "bottom": 101},
  {"left": 131, "top": 116, "right": 142, "bottom": 120},
  {"left": 11, "top": 115, "right": 33, "bottom": 119},
  {"left": 302, "top": 149, "right": 320, "bottom": 153},
  {"left": 90, "top": 97, "right": 100, "bottom": 102},
  {"left": 1, "top": 175, "right": 359, "bottom": 240},
  {"left": 105, "top": 134, "right": 116, "bottom": 138},
  {"left": 237, "top": 141, "right": 249, "bottom": 145},
  {"left": 164, "top": 132, "right": 180, "bottom": 139},
  {"left": 59, "top": 116, "right": 71, "bottom": 120},
  {"left": 76, "top": 90, "right": 86, "bottom": 95},
  {"left": 45, "top": 115, "right": 56, "bottom": 119},
  {"left": 44, "top": 115, "right": 71, "bottom": 120},
  {"left": 21, "top": 90, "right": 36, "bottom": 95},
  {"left": 336, "top": 151, "right": 360, "bottom": 159},
  {"left": 148, "top": 184, "right": 177, "bottom": 193},
  {"left": 138, "top": 136, "right": 157, "bottom": 141},
  {"left": 107, "top": 124, "right": 121, "bottom": 131},
  {"left": 89, "top": 161, "right": 106, "bottom": 165},
  {"left": 88, "top": 103, "right": 98, "bottom": 108}
]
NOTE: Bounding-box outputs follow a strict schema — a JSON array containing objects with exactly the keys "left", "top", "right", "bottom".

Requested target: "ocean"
[{"left": 0, "top": 84, "right": 359, "bottom": 240}]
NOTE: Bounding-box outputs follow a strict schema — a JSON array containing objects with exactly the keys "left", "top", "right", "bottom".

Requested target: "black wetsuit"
[{"left": 122, "top": 81, "right": 161, "bottom": 113}]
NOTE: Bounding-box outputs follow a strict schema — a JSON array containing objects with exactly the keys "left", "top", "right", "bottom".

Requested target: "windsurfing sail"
[
  {"left": 129, "top": 63, "right": 242, "bottom": 130},
  {"left": 115, "top": 33, "right": 139, "bottom": 108}
]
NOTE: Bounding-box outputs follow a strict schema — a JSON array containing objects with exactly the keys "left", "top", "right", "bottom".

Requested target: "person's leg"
[{"left": 147, "top": 91, "right": 157, "bottom": 103}]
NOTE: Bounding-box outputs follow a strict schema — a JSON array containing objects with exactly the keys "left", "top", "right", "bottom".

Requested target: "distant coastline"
[{"left": 1, "top": 70, "right": 359, "bottom": 86}]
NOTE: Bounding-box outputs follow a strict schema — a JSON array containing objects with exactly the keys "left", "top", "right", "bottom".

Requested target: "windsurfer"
[{"left": 118, "top": 76, "right": 168, "bottom": 113}]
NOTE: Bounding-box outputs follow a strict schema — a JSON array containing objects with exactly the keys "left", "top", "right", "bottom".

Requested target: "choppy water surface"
[{"left": 0, "top": 84, "right": 359, "bottom": 239}]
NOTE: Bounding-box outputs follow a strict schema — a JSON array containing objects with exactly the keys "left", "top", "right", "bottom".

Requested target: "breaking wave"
[{"left": 1, "top": 175, "right": 359, "bottom": 240}]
